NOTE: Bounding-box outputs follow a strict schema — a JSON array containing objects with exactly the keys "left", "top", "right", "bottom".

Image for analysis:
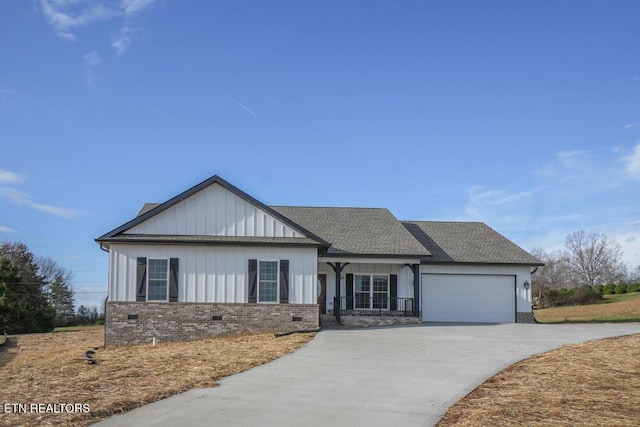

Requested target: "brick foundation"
[
  {"left": 517, "top": 312, "right": 535, "bottom": 323},
  {"left": 106, "top": 302, "right": 319, "bottom": 346}
]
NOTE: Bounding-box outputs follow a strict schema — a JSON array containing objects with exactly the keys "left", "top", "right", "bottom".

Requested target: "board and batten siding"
[
  {"left": 318, "top": 262, "right": 415, "bottom": 312},
  {"left": 108, "top": 244, "right": 318, "bottom": 304},
  {"left": 125, "top": 183, "right": 304, "bottom": 238},
  {"left": 419, "top": 264, "right": 533, "bottom": 313}
]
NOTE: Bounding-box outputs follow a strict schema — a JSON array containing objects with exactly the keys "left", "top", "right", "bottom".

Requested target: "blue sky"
[{"left": 1, "top": 0, "right": 640, "bottom": 309}]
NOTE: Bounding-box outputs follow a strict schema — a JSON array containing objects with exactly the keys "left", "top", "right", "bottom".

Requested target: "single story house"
[{"left": 96, "top": 175, "right": 543, "bottom": 345}]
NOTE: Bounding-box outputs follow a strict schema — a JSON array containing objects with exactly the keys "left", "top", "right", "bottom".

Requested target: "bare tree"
[
  {"left": 565, "top": 230, "right": 625, "bottom": 286},
  {"left": 530, "top": 248, "right": 572, "bottom": 298},
  {"left": 625, "top": 265, "right": 640, "bottom": 284}
]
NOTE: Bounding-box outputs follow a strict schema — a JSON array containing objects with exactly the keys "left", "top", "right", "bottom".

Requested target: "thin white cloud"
[
  {"left": 557, "top": 150, "right": 585, "bottom": 158},
  {"left": 41, "top": 0, "right": 119, "bottom": 32},
  {"left": 0, "top": 170, "right": 24, "bottom": 184},
  {"left": 83, "top": 51, "right": 102, "bottom": 85},
  {"left": 0, "top": 225, "right": 18, "bottom": 233},
  {"left": 0, "top": 169, "right": 79, "bottom": 218},
  {"left": 57, "top": 31, "right": 76, "bottom": 41},
  {"left": 465, "top": 186, "right": 539, "bottom": 208},
  {"left": 0, "top": 187, "right": 80, "bottom": 218},
  {"left": 535, "top": 148, "right": 625, "bottom": 191},
  {"left": 112, "top": 26, "right": 133, "bottom": 55},
  {"left": 113, "top": 0, "right": 157, "bottom": 54},
  {"left": 40, "top": 0, "right": 157, "bottom": 55},
  {"left": 121, "top": 0, "right": 156, "bottom": 15},
  {"left": 0, "top": 87, "right": 16, "bottom": 100},
  {"left": 84, "top": 50, "right": 102, "bottom": 67},
  {"left": 491, "top": 189, "right": 538, "bottom": 206},
  {"left": 626, "top": 143, "right": 640, "bottom": 180},
  {"left": 463, "top": 146, "right": 640, "bottom": 268},
  {"left": 625, "top": 123, "right": 637, "bottom": 131}
]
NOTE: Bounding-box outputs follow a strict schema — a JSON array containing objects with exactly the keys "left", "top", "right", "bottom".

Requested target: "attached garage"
[{"left": 421, "top": 273, "right": 516, "bottom": 323}]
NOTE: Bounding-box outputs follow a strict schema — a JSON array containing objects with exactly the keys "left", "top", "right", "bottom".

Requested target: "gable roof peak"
[{"left": 96, "top": 174, "right": 330, "bottom": 246}]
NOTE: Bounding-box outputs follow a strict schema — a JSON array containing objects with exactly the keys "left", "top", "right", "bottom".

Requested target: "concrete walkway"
[{"left": 94, "top": 323, "right": 639, "bottom": 427}]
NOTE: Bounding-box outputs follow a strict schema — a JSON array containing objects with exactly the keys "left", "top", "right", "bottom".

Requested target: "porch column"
[
  {"left": 335, "top": 263, "right": 342, "bottom": 302},
  {"left": 412, "top": 264, "right": 420, "bottom": 317},
  {"left": 327, "top": 262, "right": 350, "bottom": 311}
]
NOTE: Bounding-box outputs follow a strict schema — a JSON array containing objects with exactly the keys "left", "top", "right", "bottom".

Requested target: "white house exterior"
[{"left": 96, "top": 175, "right": 542, "bottom": 345}]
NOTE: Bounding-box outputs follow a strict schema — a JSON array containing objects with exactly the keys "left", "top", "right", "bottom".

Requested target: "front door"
[{"left": 317, "top": 274, "right": 327, "bottom": 314}]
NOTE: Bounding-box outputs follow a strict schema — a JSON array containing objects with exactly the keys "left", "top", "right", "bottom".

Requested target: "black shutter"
[
  {"left": 390, "top": 274, "right": 398, "bottom": 311},
  {"left": 279, "top": 260, "right": 289, "bottom": 304},
  {"left": 136, "top": 257, "right": 147, "bottom": 301},
  {"left": 346, "top": 273, "right": 354, "bottom": 310},
  {"left": 169, "top": 258, "right": 179, "bottom": 302},
  {"left": 248, "top": 259, "right": 258, "bottom": 303}
]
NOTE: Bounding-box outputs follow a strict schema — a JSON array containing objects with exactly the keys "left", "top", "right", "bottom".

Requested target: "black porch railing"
[{"left": 336, "top": 297, "right": 417, "bottom": 317}]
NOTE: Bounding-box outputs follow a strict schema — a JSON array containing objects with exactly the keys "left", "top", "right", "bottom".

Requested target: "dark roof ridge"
[
  {"left": 271, "top": 205, "right": 390, "bottom": 210},
  {"left": 402, "top": 220, "right": 485, "bottom": 224}
]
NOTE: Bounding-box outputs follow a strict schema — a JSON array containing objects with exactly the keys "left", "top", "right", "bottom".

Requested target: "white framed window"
[
  {"left": 147, "top": 258, "right": 169, "bottom": 301},
  {"left": 354, "top": 274, "right": 389, "bottom": 310},
  {"left": 258, "top": 260, "right": 279, "bottom": 303}
]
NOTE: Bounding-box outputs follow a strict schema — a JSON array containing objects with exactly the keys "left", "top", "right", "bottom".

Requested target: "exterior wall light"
[{"left": 524, "top": 281, "right": 530, "bottom": 290}]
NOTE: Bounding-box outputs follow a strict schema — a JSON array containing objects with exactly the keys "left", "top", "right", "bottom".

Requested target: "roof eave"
[
  {"left": 321, "top": 253, "right": 430, "bottom": 259},
  {"left": 420, "top": 260, "right": 545, "bottom": 266},
  {"left": 95, "top": 237, "right": 329, "bottom": 248}
]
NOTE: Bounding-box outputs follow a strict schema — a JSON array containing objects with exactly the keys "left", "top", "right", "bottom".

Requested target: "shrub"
[
  {"left": 615, "top": 283, "right": 627, "bottom": 294},
  {"left": 539, "top": 286, "right": 602, "bottom": 308},
  {"left": 593, "top": 284, "right": 604, "bottom": 296},
  {"left": 570, "top": 285, "right": 602, "bottom": 306},
  {"left": 627, "top": 283, "right": 640, "bottom": 293},
  {"left": 539, "top": 289, "right": 569, "bottom": 308},
  {"left": 604, "top": 284, "right": 616, "bottom": 295}
]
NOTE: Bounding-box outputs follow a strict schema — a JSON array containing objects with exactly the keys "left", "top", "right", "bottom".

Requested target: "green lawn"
[{"left": 535, "top": 292, "right": 640, "bottom": 323}]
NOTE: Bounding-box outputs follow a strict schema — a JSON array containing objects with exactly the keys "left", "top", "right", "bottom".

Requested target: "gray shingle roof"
[
  {"left": 402, "top": 221, "right": 543, "bottom": 265},
  {"left": 272, "top": 206, "right": 431, "bottom": 257}
]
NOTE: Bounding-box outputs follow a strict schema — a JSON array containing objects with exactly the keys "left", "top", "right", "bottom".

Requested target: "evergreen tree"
[
  {"left": 0, "top": 258, "right": 22, "bottom": 331},
  {"left": 38, "top": 257, "right": 75, "bottom": 326},
  {"left": 0, "top": 242, "right": 55, "bottom": 333}
]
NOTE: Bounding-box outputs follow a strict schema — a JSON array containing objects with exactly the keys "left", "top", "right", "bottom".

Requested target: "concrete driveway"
[{"left": 94, "top": 323, "right": 639, "bottom": 427}]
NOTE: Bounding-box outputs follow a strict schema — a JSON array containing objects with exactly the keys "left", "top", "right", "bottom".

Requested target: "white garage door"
[{"left": 421, "top": 274, "right": 515, "bottom": 323}]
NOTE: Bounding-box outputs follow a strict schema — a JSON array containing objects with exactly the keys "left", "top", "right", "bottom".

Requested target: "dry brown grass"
[
  {"left": 439, "top": 333, "right": 640, "bottom": 426},
  {"left": 0, "top": 329, "right": 314, "bottom": 427},
  {"left": 535, "top": 293, "right": 640, "bottom": 323}
]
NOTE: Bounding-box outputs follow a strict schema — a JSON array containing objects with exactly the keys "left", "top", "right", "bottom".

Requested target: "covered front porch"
[{"left": 318, "top": 258, "right": 422, "bottom": 325}]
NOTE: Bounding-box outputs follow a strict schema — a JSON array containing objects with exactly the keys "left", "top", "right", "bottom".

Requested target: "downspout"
[
  {"left": 98, "top": 242, "right": 109, "bottom": 346},
  {"left": 531, "top": 266, "right": 540, "bottom": 324},
  {"left": 530, "top": 266, "right": 540, "bottom": 301}
]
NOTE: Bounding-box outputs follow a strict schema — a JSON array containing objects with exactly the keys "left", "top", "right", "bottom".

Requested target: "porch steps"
[{"left": 319, "top": 315, "right": 346, "bottom": 330}]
